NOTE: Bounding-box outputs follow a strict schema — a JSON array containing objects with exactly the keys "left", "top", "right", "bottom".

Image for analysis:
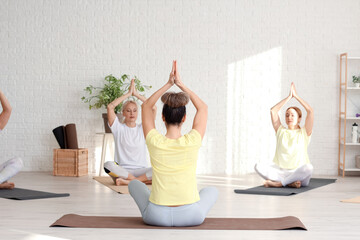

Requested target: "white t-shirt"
[{"left": 109, "top": 117, "right": 148, "bottom": 169}]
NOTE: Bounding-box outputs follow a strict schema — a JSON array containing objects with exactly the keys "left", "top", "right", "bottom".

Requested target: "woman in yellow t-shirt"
[
  {"left": 128, "top": 61, "right": 218, "bottom": 227},
  {"left": 255, "top": 83, "right": 314, "bottom": 188}
]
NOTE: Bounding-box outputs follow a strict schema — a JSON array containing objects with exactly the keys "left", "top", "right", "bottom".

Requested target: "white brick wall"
[{"left": 1, "top": 0, "right": 360, "bottom": 175}]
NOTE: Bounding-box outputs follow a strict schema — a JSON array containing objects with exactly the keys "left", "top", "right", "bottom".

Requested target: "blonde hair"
[
  {"left": 121, "top": 100, "right": 138, "bottom": 113},
  {"left": 119, "top": 100, "right": 138, "bottom": 123}
]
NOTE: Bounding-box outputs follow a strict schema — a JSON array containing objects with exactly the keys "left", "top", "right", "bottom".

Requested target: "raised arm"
[
  {"left": 132, "top": 80, "right": 157, "bottom": 121},
  {"left": 174, "top": 61, "right": 208, "bottom": 139},
  {"left": 291, "top": 83, "right": 314, "bottom": 136},
  {"left": 270, "top": 87, "right": 292, "bottom": 132},
  {"left": 107, "top": 85, "right": 132, "bottom": 127},
  {"left": 142, "top": 61, "right": 175, "bottom": 137},
  {"left": 0, "top": 89, "right": 12, "bottom": 130}
]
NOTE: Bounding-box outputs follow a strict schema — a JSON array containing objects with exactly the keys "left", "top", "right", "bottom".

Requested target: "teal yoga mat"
[
  {"left": 234, "top": 178, "right": 336, "bottom": 196},
  {"left": 0, "top": 188, "right": 70, "bottom": 200}
]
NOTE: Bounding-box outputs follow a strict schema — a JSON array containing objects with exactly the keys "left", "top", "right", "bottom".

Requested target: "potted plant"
[
  {"left": 81, "top": 74, "right": 151, "bottom": 133},
  {"left": 353, "top": 75, "right": 360, "bottom": 88}
]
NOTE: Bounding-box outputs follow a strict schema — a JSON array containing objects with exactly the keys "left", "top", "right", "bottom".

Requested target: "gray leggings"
[{"left": 128, "top": 180, "right": 218, "bottom": 227}]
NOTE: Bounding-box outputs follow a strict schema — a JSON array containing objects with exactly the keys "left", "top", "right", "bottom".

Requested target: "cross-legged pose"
[
  {"left": 104, "top": 79, "right": 156, "bottom": 186},
  {"left": 0, "top": 89, "right": 23, "bottom": 189},
  {"left": 255, "top": 83, "right": 314, "bottom": 188},
  {"left": 128, "top": 61, "right": 218, "bottom": 227}
]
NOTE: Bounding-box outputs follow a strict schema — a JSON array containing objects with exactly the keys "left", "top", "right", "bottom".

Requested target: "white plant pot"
[{"left": 355, "top": 83, "right": 360, "bottom": 88}]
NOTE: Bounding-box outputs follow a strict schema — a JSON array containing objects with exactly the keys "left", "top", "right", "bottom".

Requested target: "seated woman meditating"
[
  {"left": 255, "top": 83, "right": 314, "bottom": 188},
  {"left": 128, "top": 61, "right": 218, "bottom": 227},
  {"left": 104, "top": 79, "right": 156, "bottom": 186},
  {"left": 0, "top": 89, "right": 23, "bottom": 189}
]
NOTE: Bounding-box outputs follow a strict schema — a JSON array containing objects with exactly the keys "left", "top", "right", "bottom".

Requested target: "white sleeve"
[
  {"left": 138, "top": 124, "right": 145, "bottom": 138},
  {"left": 109, "top": 117, "right": 122, "bottom": 135}
]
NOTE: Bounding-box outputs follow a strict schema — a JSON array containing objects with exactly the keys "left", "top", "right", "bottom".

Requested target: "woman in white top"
[
  {"left": 0, "top": 89, "right": 23, "bottom": 189},
  {"left": 255, "top": 83, "right": 314, "bottom": 188},
  {"left": 104, "top": 80, "right": 156, "bottom": 185}
]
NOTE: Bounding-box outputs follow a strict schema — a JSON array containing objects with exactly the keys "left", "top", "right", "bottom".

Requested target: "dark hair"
[{"left": 161, "top": 92, "right": 190, "bottom": 125}]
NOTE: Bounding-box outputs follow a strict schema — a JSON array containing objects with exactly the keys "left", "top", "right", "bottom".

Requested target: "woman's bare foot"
[
  {"left": 287, "top": 181, "right": 301, "bottom": 188},
  {"left": 144, "top": 180, "right": 152, "bottom": 185},
  {"left": 264, "top": 180, "right": 282, "bottom": 188},
  {"left": 0, "top": 182, "right": 15, "bottom": 189},
  {"left": 115, "top": 178, "right": 130, "bottom": 186}
]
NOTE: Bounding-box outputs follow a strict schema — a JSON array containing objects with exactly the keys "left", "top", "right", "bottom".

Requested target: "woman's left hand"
[
  {"left": 174, "top": 61, "right": 183, "bottom": 87},
  {"left": 168, "top": 61, "right": 176, "bottom": 85}
]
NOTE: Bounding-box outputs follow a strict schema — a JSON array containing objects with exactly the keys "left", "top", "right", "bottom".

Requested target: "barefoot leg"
[
  {"left": 287, "top": 181, "right": 301, "bottom": 188},
  {"left": 144, "top": 180, "right": 152, "bottom": 185},
  {"left": 116, "top": 178, "right": 131, "bottom": 186},
  {"left": 264, "top": 180, "right": 282, "bottom": 188},
  {"left": 115, "top": 174, "right": 151, "bottom": 186},
  {"left": 0, "top": 181, "right": 15, "bottom": 189}
]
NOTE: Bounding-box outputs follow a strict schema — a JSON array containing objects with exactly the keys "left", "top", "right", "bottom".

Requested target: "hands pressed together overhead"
[
  {"left": 128, "top": 78, "right": 140, "bottom": 98},
  {"left": 289, "top": 82, "right": 298, "bottom": 99},
  {"left": 168, "top": 60, "right": 183, "bottom": 87}
]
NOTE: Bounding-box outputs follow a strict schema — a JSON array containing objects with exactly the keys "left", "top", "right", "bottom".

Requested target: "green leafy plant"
[
  {"left": 81, "top": 74, "right": 151, "bottom": 113},
  {"left": 353, "top": 75, "right": 360, "bottom": 84}
]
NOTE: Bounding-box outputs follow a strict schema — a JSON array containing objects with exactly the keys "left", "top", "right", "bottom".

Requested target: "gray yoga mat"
[
  {"left": 234, "top": 178, "right": 336, "bottom": 196},
  {"left": 0, "top": 188, "right": 70, "bottom": 200}
]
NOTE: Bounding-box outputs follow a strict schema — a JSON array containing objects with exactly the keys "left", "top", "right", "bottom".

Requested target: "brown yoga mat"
[
  {"left": 93, "top": 176, "right": 151, "bottom": 194},
  {"left": 65, "top": 124, "right": 78, "bottom": 149},
  {"left": 50, "top": 214, "right": 307, "bottom": 230},
  {"left": 341, "top": 196, "right": 360, "bottom": 203}
]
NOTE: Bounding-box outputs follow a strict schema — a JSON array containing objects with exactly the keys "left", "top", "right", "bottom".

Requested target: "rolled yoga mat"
[
  {"left": 234, "top": 178, "right": 336, "bottom": 196},
  {"left": 0, "top": 188, "right": 70, "bottom": 200},
  {"left": 52, "top": 126, "right": 67, "bottom": 149},
  {"left": 65, "top": 123, "right": 78, "bottom": 149},
  {"left": 50, "top": 214, "right": 307, "bottom": 230},
  {"left": 341, "top": 196, "right": 360, "bottom": 203}
]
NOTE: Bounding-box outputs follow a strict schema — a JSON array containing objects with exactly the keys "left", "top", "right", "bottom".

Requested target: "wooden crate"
[{"left": 53, "top": 148, "right": 88, "bottom": 177}]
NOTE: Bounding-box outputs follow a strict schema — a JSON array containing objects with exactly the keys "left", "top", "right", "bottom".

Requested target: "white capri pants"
[
  {"left": 0, "top": 157, "right": 23, "bottom": 183},
  {"left": 104, "top": 161, "right": 152, "bottom": 182},
  {"left": 254, "top": 163, "right": 313, "bottom": 187}
]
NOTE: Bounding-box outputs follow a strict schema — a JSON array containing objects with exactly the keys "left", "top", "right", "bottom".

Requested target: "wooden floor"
[{"left": 1, "top": 172, "right": 359, "bottom": 240}]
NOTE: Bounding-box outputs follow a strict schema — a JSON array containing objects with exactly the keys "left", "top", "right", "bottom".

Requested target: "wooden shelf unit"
[{"left": 338, "top": 53, "right": 360, "bottom": 177}]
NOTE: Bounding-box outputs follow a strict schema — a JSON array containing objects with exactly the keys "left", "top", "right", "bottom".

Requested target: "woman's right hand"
[{"left": 168, "top": 61, "right": 175, "bottom": 85}]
